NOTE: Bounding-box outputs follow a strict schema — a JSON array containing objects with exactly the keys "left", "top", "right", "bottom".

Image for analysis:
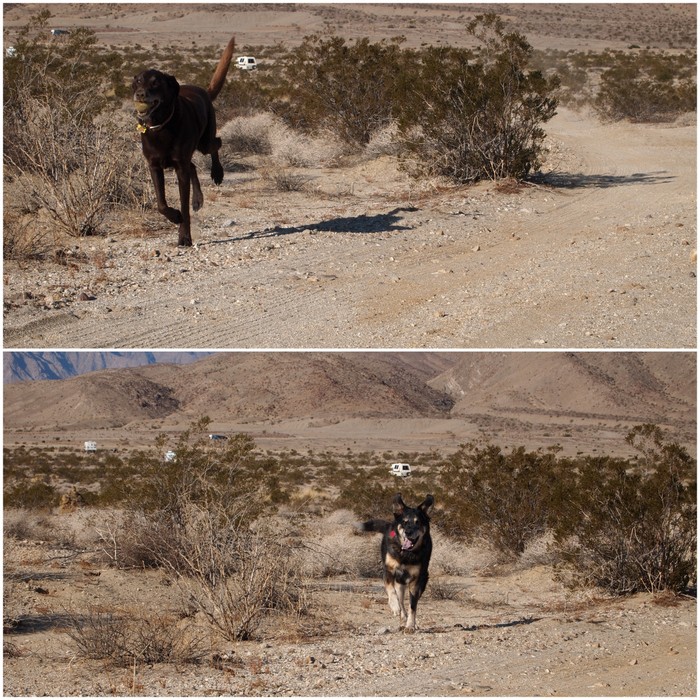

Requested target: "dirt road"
[
  {"left": 4, "top": 109, "right": 696, "bottom": 349},
  {"left": 3, "top": 531, "right": 696, "bottom": 697}
]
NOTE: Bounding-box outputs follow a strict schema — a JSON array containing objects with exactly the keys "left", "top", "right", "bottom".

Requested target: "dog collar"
[{"left": 136, "top": 104, "right": 175, "bottom": 133}]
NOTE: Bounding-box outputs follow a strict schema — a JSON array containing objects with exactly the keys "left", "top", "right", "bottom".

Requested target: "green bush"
[
  {"left": 281, "top": 34, "right": 412, "bottom": 146},
  {"left": 440, "top": 443, "right": 565, "bottom": 555},
  {"left": 555, "top": 425, "right": 696, "bottom": 594},
  {"left": 595, "top": 51, "right": 696, "bottom": 122},
  {"left": 400, "top": 14, "right": 559, "bottom": 182},
  {"left": 4, "top": 480, "right": 58, "bottom": 510}
]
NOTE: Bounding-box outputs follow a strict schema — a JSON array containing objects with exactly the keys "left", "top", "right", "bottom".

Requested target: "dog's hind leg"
[
  {"left": 210, "top": 137, "right": 224, "bottom": 185},
  {"left": 190, "top": 163, "right": 204, "bottom": 212}
]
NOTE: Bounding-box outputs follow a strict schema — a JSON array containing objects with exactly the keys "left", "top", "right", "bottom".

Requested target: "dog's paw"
[{"left": 211, "top": 164, "right": 224, "bottom": 185}]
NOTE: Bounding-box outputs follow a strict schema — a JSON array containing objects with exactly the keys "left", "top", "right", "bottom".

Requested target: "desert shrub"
[
  {"left": 595, "top": 51, "right": 696, "bottom": 122},
  {"left": 3, "top": 480, "right": 58, "bottom": 510},
  {"left": 101, "top": 419, "right": 308, "bottom": 641},
  {"left": 440, "top": 443, "right": 565, "bottom": 556},
  {"left": 301, "top": 510, "right": 379, "bottom": 578},
  {"left": 3, "top": 11, "right": 144, "bottom": 243},
  {"left": 400, "top": 14, "right": 559, "bottom": 182},
  {"left": 266, "top": 169, "right": 312, "bottom": 193},
  {"left": 219, "top": 113, "right": 275, "bottom": 157},
  {"left": 3, "top": 211, "right": 54, "bottom": 262},
  {"left": 171, "top": 503, "right": 309, "bottom": 641},
  {"left": 281, "top": 35, "right": 412, "bottom": 147},
  {"left": 66, "top": 607, "right": 206, "bottom": 666},
  {"left": 555, "top": 425, "right": 696, "bottom": 595}
]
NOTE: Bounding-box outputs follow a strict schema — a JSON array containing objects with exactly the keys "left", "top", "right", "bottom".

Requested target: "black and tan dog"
[
  {"left": 362, "top": 493, "right": 434, "bottom": 632},
  {"left": 132, "top": 37, "right": 235, "bottom": 246}
]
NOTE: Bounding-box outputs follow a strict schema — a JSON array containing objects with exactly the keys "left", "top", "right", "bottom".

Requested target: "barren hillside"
[
  {"left": 430, "top": 351, "right": 697, "bottom": 424},
  {"left": 4, "top": 352, "right": 694, "bottom": 443}
]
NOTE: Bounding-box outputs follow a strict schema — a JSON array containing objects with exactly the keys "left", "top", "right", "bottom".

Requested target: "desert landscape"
[
  {"left": 2, "top": 3, "right": 697, "bottom": 696},
  {"left": 3, "top": 351, "right": 697, "bottom": 696},
  {"left": 2, "top": 3, "right": 696, "bottom": 349}
]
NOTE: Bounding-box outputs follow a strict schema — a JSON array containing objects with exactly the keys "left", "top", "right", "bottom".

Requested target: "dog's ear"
[
  {"left": 419, "top": 494, "right": 435, "bottom": 516},
  {"left": 392, "top": 493, "right": 406, "bottom": 515},
  {"left": 166, "top": 73, "right": 180, "bottom": 96}
]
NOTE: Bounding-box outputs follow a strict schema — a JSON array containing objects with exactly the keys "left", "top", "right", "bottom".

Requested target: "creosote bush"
[
  {"left": 440, "top": 443, "right": 565, "bottom": 555},
  {"left": 399, "top": 14, "right": 560, "bottom": 182},
  {"left": 595, "top": 51, "right": 696, "bottom": 122},
  {"left": 554, "top": 425, "right": 696, "bottom": 595},
  {"left": 439, "top": 425, "right": 695, "bottom": 595}
]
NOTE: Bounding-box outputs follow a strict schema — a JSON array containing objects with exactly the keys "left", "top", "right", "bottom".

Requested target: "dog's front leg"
[
  {"left": 405, "top": 573, "right": 428, "bottom": 633},
  {"left": 149, "top": 165, "right": 183, "bottom": 226},
  {"left": 385, "top": 579, "right": 401, "bottom": 617},
  {"left": 396, "top": 582, "right": 408, "bottom": 627},
  {"left": 174, "top": 162, "right": 193, "bottom": 247}
]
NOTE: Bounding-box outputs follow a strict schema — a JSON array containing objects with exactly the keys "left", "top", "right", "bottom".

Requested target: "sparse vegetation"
[
  {"left": 66, "top": 607, "right": 207, "bottom": 666},
  {"left": 3, "top": 9, "right": 695, "bottom": 260}
]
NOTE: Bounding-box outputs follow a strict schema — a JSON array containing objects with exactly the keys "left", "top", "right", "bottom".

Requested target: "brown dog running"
[{"left": 132, "top": 37, "right": 235, "bottom": 246}]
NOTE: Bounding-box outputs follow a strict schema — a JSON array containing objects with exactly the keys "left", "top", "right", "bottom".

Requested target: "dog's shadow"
[
  {"left": 451, "top": 616, "right": 542, "bottom": 632},
  {"left": 209, "top": 206, "right": 417, "bottom": 244}
]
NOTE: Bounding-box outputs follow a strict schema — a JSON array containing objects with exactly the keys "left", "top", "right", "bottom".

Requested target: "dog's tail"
[
  {"left": 208, "top": 36, "right": 236, "bottom": 100},
  {"left": 360, "top": 518, "right": 392, "bottom": 534}
]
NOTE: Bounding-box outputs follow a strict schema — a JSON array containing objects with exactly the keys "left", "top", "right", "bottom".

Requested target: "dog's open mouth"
[{"left": 401, "top": 535, "right": 415, "bottom": 550}]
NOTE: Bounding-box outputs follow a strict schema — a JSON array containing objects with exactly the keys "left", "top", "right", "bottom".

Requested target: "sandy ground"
[
  {"left": 3, "top": 514, "right": 696, "bottom": 697},
  {"left": 3, "top": 109, "right": 696, "bottom": 350}
]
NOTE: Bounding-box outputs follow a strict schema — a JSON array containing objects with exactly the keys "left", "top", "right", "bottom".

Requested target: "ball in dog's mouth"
[{"left": 134, "top": 101, "right": 151, "bottom": 116}]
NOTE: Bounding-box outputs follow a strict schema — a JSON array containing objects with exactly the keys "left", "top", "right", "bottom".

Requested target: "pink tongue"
[{"left": 402, "top": 539, "right": 413, "bottom": 550}]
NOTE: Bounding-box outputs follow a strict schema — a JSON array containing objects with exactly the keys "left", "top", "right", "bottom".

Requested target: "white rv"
[
  {"left": 236, "top": 56, "right": 257, "bottom": 70},
  {"left": 84, "top": 441, "right": 97, "bottom": 452},
  {"left": 389, "top": 463, "right": 411, "bottom": 478}
]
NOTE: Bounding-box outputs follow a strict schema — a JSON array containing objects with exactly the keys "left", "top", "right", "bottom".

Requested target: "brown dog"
[{"left": 132, "top": 37, "right": 235, "bottom": 246}]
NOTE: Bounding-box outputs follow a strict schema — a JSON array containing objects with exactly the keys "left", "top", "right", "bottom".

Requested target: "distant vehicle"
[
  {"left": 389, "top": 463, "right": 411, "bottom": 478},
  {"left": 209, "top": 434, "right": 227, "bottom": 441},
  {"left": 236, "top": 56, "right": 257, "bottom": 70},
  {"left": 164, "top": 450, "right": 177, "bottom": 462},
  {"left": 50, "top": 28, "right": 70, "bottom": 37},
  {"left": 84, "top": 441, "right": 97, "bottom": 452}
]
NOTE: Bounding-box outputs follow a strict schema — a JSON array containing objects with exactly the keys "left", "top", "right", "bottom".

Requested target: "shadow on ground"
[{"left": 211, "top": 207, "right": 418, "bottom": 244}]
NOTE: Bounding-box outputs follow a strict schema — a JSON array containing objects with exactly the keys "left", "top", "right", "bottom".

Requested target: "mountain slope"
[
  {"left": 3, "top": 352, "right": 455, "bottom": 430},
  {"left": 429, "top": 352, "right": 696, "bottom": 424},
  {"left": 3, "top": 352, "right": 694, "bottom": 433},
  {"left": 3, "top": 352, "right": 211, "bottom": 383}
]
